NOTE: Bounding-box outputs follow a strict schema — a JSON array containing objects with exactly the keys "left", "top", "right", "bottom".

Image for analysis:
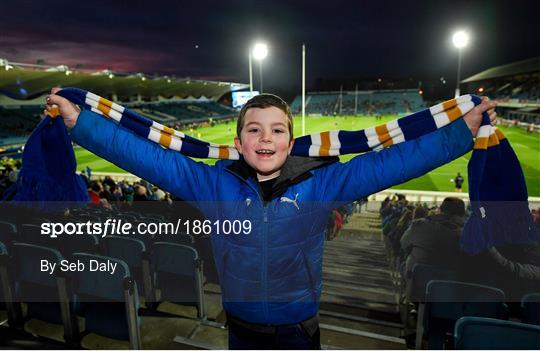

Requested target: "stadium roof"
[
  {"left": 0, "top": 61, "right": 248, "bottom": 101},
  {"left": 461, "top": 57, "right": 540, "bottom": 83}
]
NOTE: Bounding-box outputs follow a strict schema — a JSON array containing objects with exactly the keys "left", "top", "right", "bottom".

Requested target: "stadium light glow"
[
  {"left": 452, "top": 30, "right": 469, "bottom": 49},
  {"left": 252, "top": 43, "right": 268, "bottom": 60}
]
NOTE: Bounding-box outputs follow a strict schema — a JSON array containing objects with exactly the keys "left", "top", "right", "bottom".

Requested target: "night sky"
[{"left": 1, "top": 0, "right": 539, "bottom": 100}]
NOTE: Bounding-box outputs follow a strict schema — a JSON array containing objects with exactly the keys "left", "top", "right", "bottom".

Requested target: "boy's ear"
[
  {"left": 287, "top": 139, "right": 295, "bottom": 154},
  {"left": 234, "top": 136, "right": 243, "bottom": 154}
]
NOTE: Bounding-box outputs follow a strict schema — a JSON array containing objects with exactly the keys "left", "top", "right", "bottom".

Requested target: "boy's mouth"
[{"left": 255, "top": 149, "right": 275, "bottom": 155}]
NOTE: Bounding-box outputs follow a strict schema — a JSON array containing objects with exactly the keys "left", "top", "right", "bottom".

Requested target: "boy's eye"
[
  {"left": 248, "top": 128, "right": 259, "bottom": 133},
  {"left": 273, "top": 129, "right": 285, "bottom": 133}
]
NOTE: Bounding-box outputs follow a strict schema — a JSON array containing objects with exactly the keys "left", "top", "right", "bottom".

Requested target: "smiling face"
[{"left": 234, "top": 106, "right": 294, "bottom": 181}]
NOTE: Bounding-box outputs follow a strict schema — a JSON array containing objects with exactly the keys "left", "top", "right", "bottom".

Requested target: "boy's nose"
[{"left": 260, "top": 131, "right": 272, "bottom": 142}]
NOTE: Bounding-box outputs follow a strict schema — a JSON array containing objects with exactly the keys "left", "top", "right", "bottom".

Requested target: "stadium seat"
[
  {"left": 150, "top": 242, "right": 205, "bottom": 319},
  {"left": 521, "top": 293, "right": 540, "bottom": 325},
  {"left": 10, "top": 243, "right": 79, "bottom": 344},
  {"left": 0, "top": 221, "right": 16, "bottom": 249},
  {"left": 101, "top": 236, "right": 151, "bottom": 303},
  {"left": 19, "top": 223, "right": 61, "bottom": 249},
  {"left": 61, "top": 234, "right": 99, "bottom": 257},
  {"left": 173, "top": 233, "right": 195, "bottom": 245},
  {"left": 71, "top": 253, "right": 141, "bottom": 349},
  {"left": 408, "top": 263, "right": 462, "bottom": 349},
  {"left": 423, "top": 280, "right": 507, "bottom": 349},
  {"left": 0, "top": 241, "right": 19, "bottom": 327},
  {"left": 454, "top": 316, "right": 540, "bottom": 349}
]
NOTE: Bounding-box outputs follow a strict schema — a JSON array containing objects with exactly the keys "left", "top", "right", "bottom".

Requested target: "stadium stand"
[
  {"left": 135, "top": 100, "right": 237, "bottom": 124},
  {"left": 379, "top": 193, "right": 540, "bottom": 348},
  {"left": 290, "top": 89, "right": 424, "bottom": 116},
  {"left": 0, "top": 62, "right": 246, "bottom": 147},
  {"left": 462, "top": 56, "right": 540, "bottom": 130}
]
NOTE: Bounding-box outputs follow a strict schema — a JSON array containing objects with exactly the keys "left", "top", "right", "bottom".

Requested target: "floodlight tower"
[
  {"left": 452, "top": 30, "right": 469, "bottom": 98},
  {"left": 252, "top": 43, "right": 268, "bottom": 93}
]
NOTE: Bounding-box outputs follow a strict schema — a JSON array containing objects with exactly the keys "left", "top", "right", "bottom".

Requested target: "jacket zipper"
[
  {"left": 224, "top": 168, "right": 270, "bottom": 322},
  {"left": 262, "top": 204, "right": 269, "bottom": 322}
]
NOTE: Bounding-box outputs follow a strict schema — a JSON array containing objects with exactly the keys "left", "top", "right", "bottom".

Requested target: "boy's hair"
[{"left": 236, "top": 94, "right": 294, "bottom": 141}]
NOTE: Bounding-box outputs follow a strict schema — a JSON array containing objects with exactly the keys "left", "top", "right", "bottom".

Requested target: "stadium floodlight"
[
  {"left": 252, "top": 43, "right": 268, "bottom": 60},
  {"left": 452, "top": 30, "right": 469, "bottom": 49},
  {"left": 452, "top": 30, "right": 470, "bottom": 97},
  {"left": 250, "top": 42, "right": 268, "bottom": 93}
]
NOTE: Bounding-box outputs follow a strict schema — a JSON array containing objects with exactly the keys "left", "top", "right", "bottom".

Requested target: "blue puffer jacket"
[{"left": 71, "top": 110, "right": 473, "bottom": 325}]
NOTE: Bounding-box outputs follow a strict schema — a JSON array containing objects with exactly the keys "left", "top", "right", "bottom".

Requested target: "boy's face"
[{"left": 234, "top": 106, "right": 294, "bottom": 181}]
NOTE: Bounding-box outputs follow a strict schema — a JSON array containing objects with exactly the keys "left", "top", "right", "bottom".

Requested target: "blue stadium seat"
[
  {"left": 454, "top": 316, "right": 540, "bottom": 349},
  {"left": 19, "top": 224, "right": 54, "bottom": 247},
  {"left": 101, "top": 236, "right": 151, "bottom": 304},
  {"left": 10, "top": 243, "right": 79, "bottom": 343},
  {"left": 71, "top": 253, "right": 141, "bottom": 348},
  {"left": 423, "top": 280, "right": 507, "bottom": 349},
  {"left": 173, "top": 233, "right": 195, "bottom": 245},
  {"left": 61, "top": 234, "right": 99, "bottom": 257},
  {"left": 0, "top": 241, "right": 19, "bottom": 327},
  {"left": 0, "top": 221, "right": 16, "bottom": 249},
  {"left": 521, "top": 293, "right": 540, "bottom": 325},
  {"left": 408, "top": 264, "right": 462, "bottom": 349},
  {"left": 150, "top": 242, "right": 205, "bottom": 319}
]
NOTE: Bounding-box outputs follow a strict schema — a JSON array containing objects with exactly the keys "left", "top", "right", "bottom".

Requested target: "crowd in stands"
[{"left": 380, "top": 193, "right": 540, "bottom": 347}]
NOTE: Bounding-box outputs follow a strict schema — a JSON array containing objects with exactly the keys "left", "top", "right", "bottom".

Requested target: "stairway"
[{"left": 320, "top": 210, "right": 406, "bottom": 349}]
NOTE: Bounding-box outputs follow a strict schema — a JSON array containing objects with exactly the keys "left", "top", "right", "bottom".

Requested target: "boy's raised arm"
[
  {"left": 317, "top": 118, "right": 474, "bottom": 202},
  {"left": 70, "top": 109, "right": 217, "bottom": 201}
]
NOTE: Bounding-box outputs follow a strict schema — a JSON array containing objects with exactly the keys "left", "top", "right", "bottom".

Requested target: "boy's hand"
[
  {"left": 462, "top": 96, "right": 497, "bottom": 137},
  {"left": 44, "top": 87, "right": 81, "bottom": 130}
]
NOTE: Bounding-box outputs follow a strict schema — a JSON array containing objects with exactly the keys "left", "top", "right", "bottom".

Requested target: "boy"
[{"left": 46, "top": 89, "right": 496, "bottom": 349}]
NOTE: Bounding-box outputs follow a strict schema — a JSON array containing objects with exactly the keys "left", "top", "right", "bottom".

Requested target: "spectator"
[
  {"left": 400, "top": 197, "right": 467, "bottom": 278},
  {"left": 133, "top": 184, "right": 149, "bottom": 201},
  {"left": 88, "top": 181, "right": 102, "bottom": 206}
]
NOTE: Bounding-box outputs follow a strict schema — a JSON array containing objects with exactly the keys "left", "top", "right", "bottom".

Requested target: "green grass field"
[{"left": 75, "top": 115, "right": 540, "bottom": 196}]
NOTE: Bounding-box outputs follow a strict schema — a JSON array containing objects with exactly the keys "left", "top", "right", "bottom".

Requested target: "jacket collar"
[{"left": 226, "top": 155, "right": 339, "bottom": 199}]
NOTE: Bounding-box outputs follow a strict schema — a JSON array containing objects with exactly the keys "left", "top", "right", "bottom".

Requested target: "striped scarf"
[
  {"left": 56, "top": 88, "right": 487, "bottom": 158},
  {"left": 16, "top": 88, "right": 538, "bottom": 253}
]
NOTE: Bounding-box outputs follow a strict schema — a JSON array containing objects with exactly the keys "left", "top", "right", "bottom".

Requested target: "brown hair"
[{"left": 236, "top": 94, "right": 293, "bottom": 141}]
